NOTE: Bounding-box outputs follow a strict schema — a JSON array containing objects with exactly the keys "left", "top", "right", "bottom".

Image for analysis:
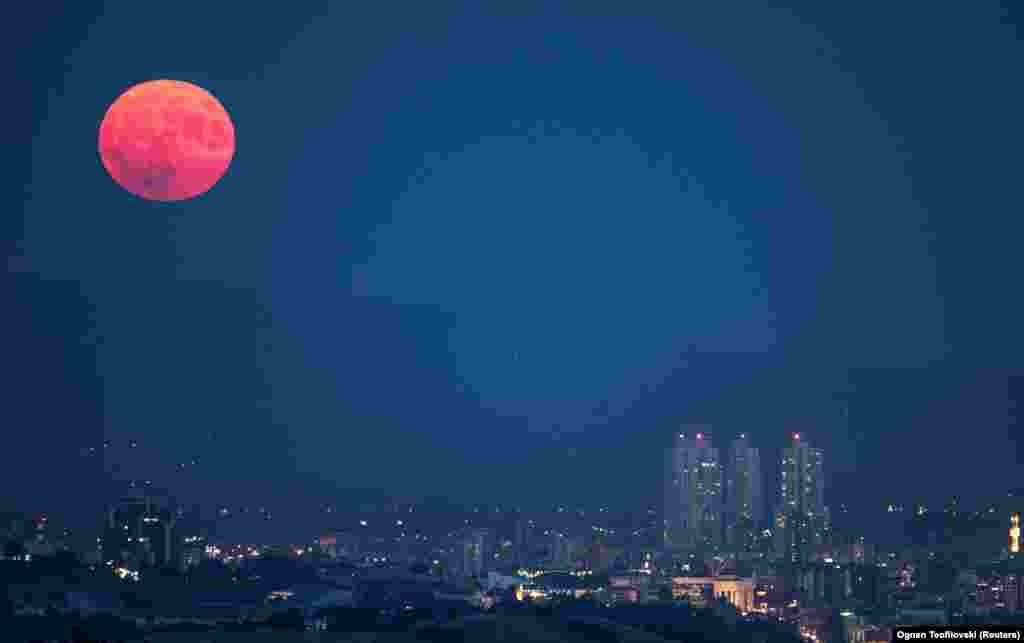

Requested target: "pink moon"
[{"left": 98, "top": 79, "right": 235, "bottom": 201}]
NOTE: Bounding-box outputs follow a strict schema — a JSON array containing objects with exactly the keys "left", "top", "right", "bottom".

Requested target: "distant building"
[
  {"left": 975, "top": 559, "right": 1024, "bottom": 613},
  {"left": 102, "top": 496, "right": 178, "bottom": 569},
  {"left": 551, "top": 532, "right": 582, "bottom": 569},
  {"left": 585, "top": 541, "right": 614, "bottom": 572},
  {"left": 1005, "top": 572, "right": 1024, "bottom": 612},
  {"left": 725, "top": 434, "right": 763, "bottom": 550},
  {"left": 671, "top": 574, "right": 755, "bottom": 612},
  {"left": 609, "top": 571, "right": 652, "bottom": 603},
  {"left": 180, "top": 534, "right": 206, "bottom": 571},
  {"left": 484, "top": 571, "right": 522, "bottom": 593},
  {"left": 864, "top": 625, "right": 892, "bottom": 643},
  {"left": 512, "top": 514, "right": 530, "bottom": 566},
  {"left": 318, "top": 530, "right": 360, "bottom": 560},
  {"left": 665, "top": 428, "right": 723, "bottom": 550},
  {"left": 1010, "top": 512, "right": 1020, "bottom": 554},
  {"left": 448, "top": 528, "right": 492, "bottom": 580},
  {"left": 775, "top": 433, "right": 828, "bottom": 561},
  {"left": 519, "top": 572, "right": 586, "bottom": 601},
  {"left": 779, "top": 433, "right": 824, "bottom": 517}
]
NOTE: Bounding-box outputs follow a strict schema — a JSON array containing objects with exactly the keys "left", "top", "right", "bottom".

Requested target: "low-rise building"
[
  {"left": 671, "top": 575, "right": 755, "bottom": 612},
  {"left": 609, "top": 571, "right": 653, "bottom": 604},
  {"left": 518, "top": 572, "right": 586, "bottom": 601}
]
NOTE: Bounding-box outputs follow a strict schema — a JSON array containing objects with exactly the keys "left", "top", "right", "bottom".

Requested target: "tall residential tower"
[
  {"left": 779, "top": 432, "right": 825, "bottom": 516},
  {"left": 725, "top": 433, "right": 763, "bottom": 550},
  {"left": 665, "top": 428, "right": 723, "bottom": 550},
  {"left": 774, "top": 433, "right": 828, "bottom": 561}
]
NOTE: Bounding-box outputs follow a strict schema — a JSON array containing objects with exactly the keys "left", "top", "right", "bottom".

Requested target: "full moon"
[{"left": 98, "top": 80, "right": 235, "bottom": 202}]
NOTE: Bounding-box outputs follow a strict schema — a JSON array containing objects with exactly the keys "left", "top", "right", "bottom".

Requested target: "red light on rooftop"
[
  {"left": 696, "top": 432, "right": 704, "bottom": 440},
  {"left": 793, "top": 433, "right": 801, "bottom": 441}
]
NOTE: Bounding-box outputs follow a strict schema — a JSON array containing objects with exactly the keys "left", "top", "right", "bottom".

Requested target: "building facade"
[
  {"left": 102, "top": 496, "right": 178, "bottom": 569},
  {"left": 318, "top": 530, "right": 361, "bottom": 560},
  {"left": 1010, "top": 512, "right": 1020, "bottom": 554},
  {"left": 671, "top": 575, "right": 755, "bottom": 612},
  {"left": 665, "top": 428, "right": 723, "bottom": 550},
  {"left": 725, "top": 433, "right": 763, "bottom": 550},
  {"left": 551, "top": 531, "right": 582, "bottom": 569},
  {"left": 448, "top": 528, "right": 492, "bottom": 580},
  {"left": 775, "top": 433, "right": 828, "bottom": 561},
  {"left": 779, "top": 433, "right": 824, "bottom": 517}
]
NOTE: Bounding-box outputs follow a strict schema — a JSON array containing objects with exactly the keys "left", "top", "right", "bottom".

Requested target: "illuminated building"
[
  {"left": 975, "top": 563, "right": 1024, "bottom": 612},
  {"left": 551, "top": 531, "right": 581, "bottom": 569},
  {"left": 181, "top": 534, "right": 207, "bottom": 571},
  {"left": 780, "top": 433, "right": 824, "bottom": 516},
  {"left": 102, "top": 496, "right": 178, "bottom": 569},
  {"left": 512, "top": 514, "right": 530, "bottom": 566},
  {"left": 665, "top": 428, "right": 723, "bottom": 549},
  {"left": 671, "top": 575, "right": 755, "bottom": 612},
  {"left": 318, "top": 530, "right": 360, "bottom": 560},
  {"left": 586, "top": 541, "right": 613, "bottom": 573},
  {"left": 1007, "top": 573, "right": 1024, "bottom": 612},
  {"left": 725, "top": 434, "right": 763, "bottom": 549},
  {"left": 775, "top": 433, "right": 828, "bottom": 560},
  {"left": 448, "top": 528, "right": 492, "bottom": 580},
  {"left": 1010, "top": 513, "right": 1020, "bottom": 554},
  {"left": 713, "top": 576, "right": 755, "bottom": 613},
  {"left": 609, "top": 571, "right": 652, "bottom": 603},
  {"left": 517, "top": 572, "right": 586, "bottom": 601}
]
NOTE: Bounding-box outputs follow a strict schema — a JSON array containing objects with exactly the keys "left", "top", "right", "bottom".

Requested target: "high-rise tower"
[
  {"left": 102, "top": 496, "right": 178, "bottom": 569},
  {"left": 774, "top": 433, "right": 828, "bottom": 561},
  {"left": 665, "top": 427, "right": 723, "bottom": 550},
  {"left": 779, "top": 432, "right": 825, "bottom": 516},
  {"left": 725, "top": 433, "right": 763, "bottom": 550}
]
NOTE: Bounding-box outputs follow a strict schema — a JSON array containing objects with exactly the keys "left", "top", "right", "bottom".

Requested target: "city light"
[
  {"left": 1011, "top": 512, "right": 1021, "bottom": 553},
  {"left": 28, "top": 398, "right": 1024, "bottom": 627}
]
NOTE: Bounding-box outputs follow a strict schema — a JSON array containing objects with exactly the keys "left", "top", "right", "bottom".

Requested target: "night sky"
[{"left": 8, "top": 3, "right": 1024, "bottom": 538}]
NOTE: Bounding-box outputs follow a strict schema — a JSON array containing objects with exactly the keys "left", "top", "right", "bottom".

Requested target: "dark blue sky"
[{"left": 8, "top": 2, "right": 1024, "bottom": 536}]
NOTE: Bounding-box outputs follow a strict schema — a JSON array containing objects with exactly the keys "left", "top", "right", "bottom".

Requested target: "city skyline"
[
  {"left": 4, "top": 418, "right": 1018, "bottom": 544},
  {"left": 9, "top": 2, "right": 1024, "bottom": 552},
  {"left": 10, "top": 3, "right": 1024, "bottom": 638},
  {"left": 11, "top": 6, "right": 1024, "bottom": 640},
  {"left": 7, "top": 423, "right": 1016, "bottom": 550}
]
